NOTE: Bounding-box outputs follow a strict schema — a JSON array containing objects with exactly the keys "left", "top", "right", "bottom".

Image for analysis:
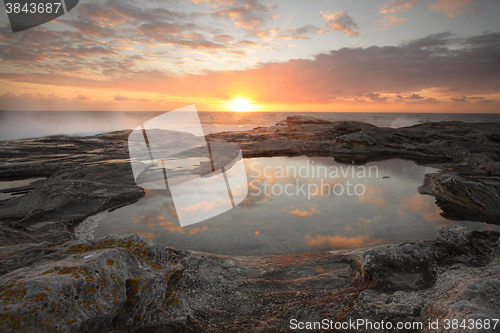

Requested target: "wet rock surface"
[{"left": 419, "top": 173, "right": 500, "bottom": 223}]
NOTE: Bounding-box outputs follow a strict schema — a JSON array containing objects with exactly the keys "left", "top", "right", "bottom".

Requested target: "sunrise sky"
[{"left": 0, "top": 0, "right": 499, "bottom": 112}]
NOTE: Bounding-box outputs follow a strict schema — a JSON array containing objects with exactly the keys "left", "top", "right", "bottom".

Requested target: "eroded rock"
[
  {"left": 0, "top": 234, "right": 366, "bottom": 333},
  {"left": 0, "top": 227, "right": 499, "bottom": 332}
]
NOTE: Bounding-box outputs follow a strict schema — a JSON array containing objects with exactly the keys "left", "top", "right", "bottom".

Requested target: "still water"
[{"left": 86, "top": 157, "right": 500, "bottom": 256}]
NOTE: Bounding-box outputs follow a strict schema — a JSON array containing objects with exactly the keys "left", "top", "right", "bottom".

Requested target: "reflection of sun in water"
[{"left": 227, "top": 96, "right": 253, "bottom": 112}]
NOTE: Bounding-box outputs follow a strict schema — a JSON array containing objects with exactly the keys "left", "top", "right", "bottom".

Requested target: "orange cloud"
[
  {"left": 1, "top": 29, "right": 499, "bottom": 112},
  {"left": 378, "top": 15, "right": 407, "bottom": 30},
  {"left": 378, "top": 0, "right": 415, "bottom": 14},
  {"left": 191, "top": 0, "right": 236, "bottom": 8},
  {"left": 289, "top": 206, "right": 321, "bottom": 218},
  {"left": 429, "top": 0, "right": 481, "bottom": 17},
  {"left": 321, "top": 11, "right": 361, "bottom": 37},
  {"left": 211, "top": 1, "right": 277, "bottom": 30},
  {"left": 114, "top": 94, "right": 130, "bottom": 101}
]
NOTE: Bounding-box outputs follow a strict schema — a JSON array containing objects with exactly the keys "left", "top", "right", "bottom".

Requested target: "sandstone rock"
[
  {"left": 0, "top": 234, "right": 366, "bottom": 333},
  {"left": 1, "top": 227, "right": 499, "bottom": 332},
  {"left": 419, "top": 173, "right": 500, "bottom": 223},
  {"left": 0, "top": 178, "right": 144, "bottom": 225},
  {"left": 346, "top": 226, "right": 500, "bottom": 333}
]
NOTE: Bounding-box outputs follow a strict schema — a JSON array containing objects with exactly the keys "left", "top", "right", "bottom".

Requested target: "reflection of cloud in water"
[
  {"left": 307, "top": 178, "right": 341, "bottom": 198},
  {"left": 158, "top": 219, "right": 184, "bottom": 234},
  {"left": 95, "top": 156, "right": 500, "bottom": 255},
  {"left": 305, "top": 234, "right": 384, "bottom": 250},
  {"left": 134, "top": 231, "right": 158, "bottom": 240},
  {"left": 168, "top": 205, "right": 178, "bottom": 219},
  {"left": 158, "top": 220, "right": 208, "bottom": 235},
  {"left": 132, "top": 215, "right": 160, "bottom": 228},
  {"left": 289, "top": 206, "right": 321, "bottom": 218},
  {"left": 358, "top": 187, "right": 386, "bottom": 207},
  {"left": 398, "top": 193, "right": 444, "bottom": 222},
  {"left": 230, "top": 182, "right": 249, "bottom": 197},
  {"left": 180, "top": 198, "right": 229, "bottom": 215},
  {"left": 238, "top": 191, "right": 271, "bottom": 209},
  {"left": 131, "top": 209, "right": 209, "bottom": 235}
]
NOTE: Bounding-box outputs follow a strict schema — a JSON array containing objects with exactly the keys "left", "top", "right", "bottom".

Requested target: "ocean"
[{"left": 1, "top": 111, "right": 500, "bottom": 141}]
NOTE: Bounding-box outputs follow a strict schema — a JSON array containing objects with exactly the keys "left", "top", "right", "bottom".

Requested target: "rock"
[
  {"left": 0, "top": 223, "right": 75, "bottom": 247},
  {"left": 344, "top": 226, "right": 500, "bottom": 333},
  {"left": 361, "top": 226, "right": 500, "bottom": 291},
  {"left": 285, "top": 116, "right": 332, "bottom": 126},
  {"left": 1, "top": 116, "right": 500, "bottom": 331},
  {"left": 0, "top": 234, "right": 365, "bottom": 333},
  {"left": 1, "top": 227, "right": 499, "bottom": 332},
  {"left": 0, "top": 178, "right": 144, "bottom": 225},
  {"left": 419, "top": 173, "right": 500, "bottom": 223},
  {"left": 0, "top": 234, "right": 187, "bottom": 333},
  {"left": 0, "top": 131, "right": 133, "bottom": 179}
]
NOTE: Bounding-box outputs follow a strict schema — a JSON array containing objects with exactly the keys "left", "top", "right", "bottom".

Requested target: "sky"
[{"left": 0, "top": 0, "right": 499, "bottom": 112}]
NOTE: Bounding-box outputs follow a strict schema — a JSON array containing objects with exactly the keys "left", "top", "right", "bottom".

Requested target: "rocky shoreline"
[{"left": 1, "top": 117, "right": 500, "bottom": 332}]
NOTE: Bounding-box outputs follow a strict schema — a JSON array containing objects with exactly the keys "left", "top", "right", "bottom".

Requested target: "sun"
[{"left": 227, "top": 96, "right": 254, "bottom": 112}]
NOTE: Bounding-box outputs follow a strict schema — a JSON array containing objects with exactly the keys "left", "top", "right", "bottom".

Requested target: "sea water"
[{"left": 2, "top": 111, "right": 500, "bottom": 141}]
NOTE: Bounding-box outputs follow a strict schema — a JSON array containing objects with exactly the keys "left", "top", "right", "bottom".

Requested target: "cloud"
[
  {"left": 289, "top": 206, "right": 321, "bottom": 218},
  {"left": 1, "top": 32, "right": 499, "bottom": 109},
  {"left": 365, "top": 92, "right": 388, "bottom": 102},
  {"left": 405, "top": 93, "right": 425, "bottom": 100},
  {"left": 429, "top": 0, "right": 482, "bottom": 17},
  {"left": 254, "top": 25, "right": 327, "bottom": 41},
  {"left": 211, "top": 0, "right": 277, "bottom": 30},
  {"left": 378, "top": 15, "right": 407, "bottom": 30},
  {"left": 378, "top": 0, "right": 415, "bottom": 14},
  {"left": 0, "top": 91, "right": 82, "bottom": 110},
  {"left": 75, "top": 95, "right": 90, "bottom": 101},
  {"left": 450, "top": 95, "right": 487, "bottom": 102},
  {"left": 238, "top": 40, "right": 262, "bottom": 47},
  {"left": 114, "top": 94, "right": 130, "bottom": 101},
  {"left": 191, "top": 0, "right": 236, "bottom": 7},
  {"left": 321, "top": 11, "right": 362, "bottom": 37},
  {"left": 56, "top": 0, "right": 239, "bottom": 54}
]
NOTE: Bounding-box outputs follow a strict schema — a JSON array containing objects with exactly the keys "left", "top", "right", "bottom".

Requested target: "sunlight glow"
[{"left": 225, "top": 96, "right": 257, "bottom": 112}]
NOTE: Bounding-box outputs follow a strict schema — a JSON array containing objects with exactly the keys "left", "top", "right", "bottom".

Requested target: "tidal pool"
[
  {"left": 0, "top": 178, "right": 45, "bottom": 201},
  {"left": 89, "top": 157, "right": 500, "bottom": 255}
]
